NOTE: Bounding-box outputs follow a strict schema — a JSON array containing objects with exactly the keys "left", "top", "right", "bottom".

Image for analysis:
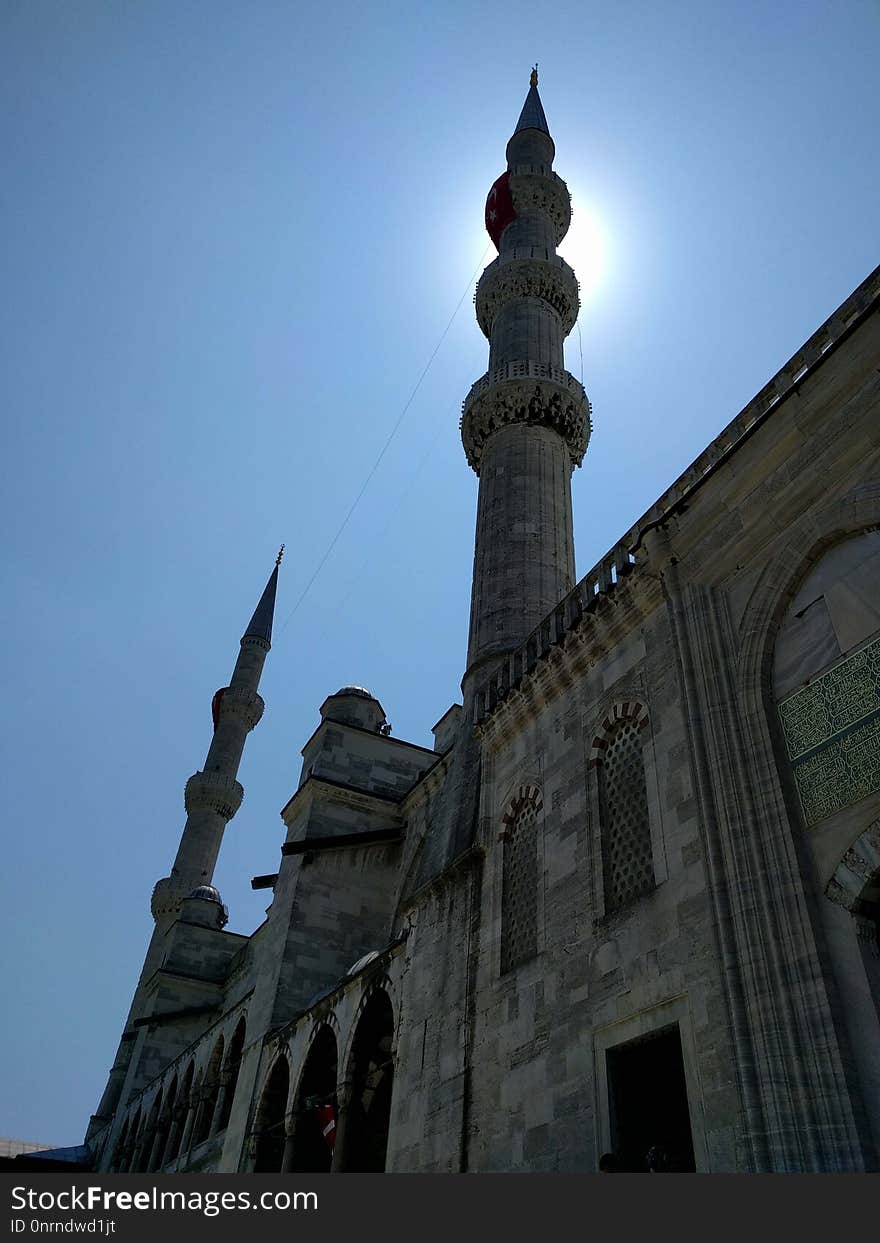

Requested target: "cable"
[{"left": 277, "top": 243, "right": 491, "bottom": 636}]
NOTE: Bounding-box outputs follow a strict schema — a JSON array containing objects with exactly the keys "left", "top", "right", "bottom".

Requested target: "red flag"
[
  {"left": 317, "top": 1104, "right": 336, "bottom": 1152},
  {"left": 485, "top": 172, "right": 516, "bottom": 249},
  {"left": 211, "top": 688, "right": 227, "bottom": 730}
]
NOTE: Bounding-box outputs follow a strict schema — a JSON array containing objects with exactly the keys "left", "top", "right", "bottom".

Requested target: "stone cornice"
[
  {"left": 475, "top": 557, "right": 663, "bottom": 747},
  {"left": 461, "top": 363, "right": 591, "bottom": 472}
]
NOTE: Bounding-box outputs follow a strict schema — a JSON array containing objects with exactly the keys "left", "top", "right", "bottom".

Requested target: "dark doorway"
[
  {"left": 606, "top": 1024, "right": 696, "bottom": 1172},
  {"left": 343, "top": 989, "right": 395, "bottom": 1172},
  {"left": 292, "top": 1026, "right": 338, "bottom": 1172}
]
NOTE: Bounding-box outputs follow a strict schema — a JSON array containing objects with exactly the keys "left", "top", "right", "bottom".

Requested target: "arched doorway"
[
  {"left": 291, "top": 1026, "right": 338, "bottom": 1172},
  {"left": 253, "top": 1057, "right": 290, "bottom": 1172},
  {"left": 343, "top": 989, "right": 395, "bottom": 1172}
]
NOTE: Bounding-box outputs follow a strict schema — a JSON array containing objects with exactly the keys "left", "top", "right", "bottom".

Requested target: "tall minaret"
[
  {"left": 151, "top": 549, "right": 281, "bottom": 922},
  {"left": 463, "top": 70, "right": 590, "bottom": 679},
  {"left": 87, "top": 553, "right": 282, "bottom": 1138}
]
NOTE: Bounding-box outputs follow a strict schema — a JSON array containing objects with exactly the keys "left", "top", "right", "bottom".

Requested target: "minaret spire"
[
  {"left": 463, "top": 78, "right": 591, "bottom": 677},
  {"left": 88, "top": 554, "right": 282, "bottom": 1136},
  {"left": 153, "top": 553, "right": 282, "bottom": 916}
]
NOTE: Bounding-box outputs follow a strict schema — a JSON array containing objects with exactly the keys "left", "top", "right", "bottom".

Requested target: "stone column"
[
  {"left": 329, "top": 1083, "right": 353, "bottom": 1173},
  {"left": 280, "top": 1113, "right": 297, "bottom": 1173},
  {"left": 211, "top": 1073, "right": 231, "bottom": 1136},
  {"left": 178, "top": 1100, "right": 197, "bottom": 1161}
]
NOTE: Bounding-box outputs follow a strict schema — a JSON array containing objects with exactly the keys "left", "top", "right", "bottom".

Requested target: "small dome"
[
  {"left": 189, "top": 885, "right": 222, "bottom": 904},
  {"left": 335, "top": 685, "right": 373, "bottom": 699}
]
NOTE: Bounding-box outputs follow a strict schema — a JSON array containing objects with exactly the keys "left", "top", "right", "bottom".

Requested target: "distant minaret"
[
  {"left": 88, "top": 553, "right": 282, "bottom": 1137},
  {"left": 464, "top": 69, "right": 590, "bottom": 676},
  {"left": 151, "top": 549, "right": 282, "bottom": 920}
]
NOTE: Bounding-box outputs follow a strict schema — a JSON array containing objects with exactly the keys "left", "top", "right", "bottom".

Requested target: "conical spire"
[
  {"left": 242, "top": 546, "right": 283, "bottom": 645},
  {"left": 512, "top": 66, "right": 550, "bottom": 138}
]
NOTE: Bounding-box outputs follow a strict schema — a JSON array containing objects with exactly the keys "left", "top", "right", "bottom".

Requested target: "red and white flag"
[
  {"left": 317, "top": 1104, "right": 336, "bottom": 1153},
  {"left": 485, "top": 172, "right": 516, "bottom": 249}
]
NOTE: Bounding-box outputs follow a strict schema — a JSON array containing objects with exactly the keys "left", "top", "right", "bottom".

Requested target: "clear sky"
[{"left": 1, "top": 0, "right": 877, "bottom": 1146}]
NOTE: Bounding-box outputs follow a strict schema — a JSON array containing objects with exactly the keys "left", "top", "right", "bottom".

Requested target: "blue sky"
[{"left": 2, "top": 0, "right": 877, "bottom": 1145}]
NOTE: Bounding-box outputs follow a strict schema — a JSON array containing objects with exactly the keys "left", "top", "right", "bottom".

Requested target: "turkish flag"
[
  {"left": 211, "top": 687, "right": 227, "bottom": 730},
  {"left": 485, "top": 172, "right": 516, "bottom": 249},
  {"left": 317, "top": 1104, "right": 337, "bottom": 1152}
]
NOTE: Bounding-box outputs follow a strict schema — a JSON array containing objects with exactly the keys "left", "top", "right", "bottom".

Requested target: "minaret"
[
  {"left": 463, "top": 69, "right": 590, "bottom": 679},
  {"left": 87, "top": 552, "right": 282, "bottom": 1139},
  {"left": 151, "top": 548, "right": 282, "bottom": 921}
]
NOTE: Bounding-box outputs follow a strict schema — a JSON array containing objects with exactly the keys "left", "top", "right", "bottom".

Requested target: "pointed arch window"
[
  {"left": 500, "top": 786, "right": 543, "bottom": 973},
  {"left": 593, "top": 706, "right": 654, "bottom": 913}
]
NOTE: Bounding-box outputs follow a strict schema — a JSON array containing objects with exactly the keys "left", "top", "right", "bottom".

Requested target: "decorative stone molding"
[
  {"left": 824, "top": 819, "right": 880, "bottom": 913},
  {"left": 475, "top": 254, "right": 579, "bottom": 338},
  {"left": 461, "top": 363, "right": 591, "bottom": 472},
  {"left": 184, "top": 770, "right": 244, "bottom": 820},
  {"left": 509, "top": 166, "right": 571, "bottom": 244},
  {"left": 499, "top": 784, "right": 543, "bottom": 840},
  {"left": 216, "top": 686, "right": 265, "bottom": 731},
  {"left": 589, "top": 701, "right": 650, "bottom": 769}
]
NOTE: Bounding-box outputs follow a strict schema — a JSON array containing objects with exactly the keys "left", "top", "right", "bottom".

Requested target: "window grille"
[
  {"left": 599, "top": 720, "right": 654, "bottom": 911},
  {"left": 501, "top": 797, "right": 539, "bottom": 972}
]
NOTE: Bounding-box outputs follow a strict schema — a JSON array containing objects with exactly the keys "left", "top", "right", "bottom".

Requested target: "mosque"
[{"left": 81, "top": 73, "right": 880, "bottom": 1173}]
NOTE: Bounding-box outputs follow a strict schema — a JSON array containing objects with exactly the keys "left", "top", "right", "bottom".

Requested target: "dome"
[
  {"left": 335, "top": 685, "right": 373, "bottom": 699},
  {"left": 189, "top": 885, "right": 223, "bottom": 904}
]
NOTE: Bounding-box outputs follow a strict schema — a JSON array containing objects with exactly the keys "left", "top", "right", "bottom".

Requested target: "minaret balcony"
[
  {"left": 476, "top": 251, "right": 580, "bottom": 338},
  {"left": 507, "top": 166, "right": 571, "bottom": 245},
  {"left": 184, "top": 770, "right": 245, "bottom": 820},
  {"left": 216, "top": 686, "right": 265, "bottom": 731},
  {"left": 461, "top": 361, "right": 591, "bottom": 473}
]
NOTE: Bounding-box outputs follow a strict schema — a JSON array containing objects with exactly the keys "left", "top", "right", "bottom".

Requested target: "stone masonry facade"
[{"left": 84, "top": 78, "right": 880, "bottom": 1175}]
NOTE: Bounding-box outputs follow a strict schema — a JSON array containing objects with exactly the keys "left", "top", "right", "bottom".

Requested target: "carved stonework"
[
  {"left": 150, "top": 876, "right": 191, "bottom": 921},
  {"left": 461, "top": 366, "right": 591, "bottom": 473},
  {"left": 216, "top": 686, "right": 265, "bottom": 731},
  {"left": 475, "top": 255, "right": 579, "bottom": 337},
  {"left": 509, "top": 167, "right": 571, "bottom": 243},
  {"left": 777, "top": 635, "right": 880, "bottom": 826},
  {"left": 184, "top": 770, "right": 244, "bottom": 820}
]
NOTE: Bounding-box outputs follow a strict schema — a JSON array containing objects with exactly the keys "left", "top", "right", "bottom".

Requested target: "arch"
[
  {"left": 126, "top": 1107, "right": 144, "bottom": 1173},
  {"left": 499, "top": 784, "right": 543, "bottom": 974},
  {"left": 156, "top": 1073, "right": 178, "bottom": 1169},
  {"left": 110, "top": 1115, "right": 129, "bottom": 1173},
  {"left": 168, "top": 1061, "right": 194, "bottom": 1164},
  {"left": 215, "top": 1015, "right": 246, "bottom": 1133},
  {"left": 291, "top": 1025, "right": 339, "bottom": 1172},
  {"left": 253, "top": 1055, "right": 290, "bottom": 1173},
  {"left": 342, "top": 987, "right": 395, "bottom": 1172},
  {"left": 729, "top": 482, "right": 880, "bottom": 1169},
  {"left": 193, "top": 1035, "right": 224, "bottom": 1147},
  {"left": 144, "top": 1089, "right": 164, "bottom": 1172}
]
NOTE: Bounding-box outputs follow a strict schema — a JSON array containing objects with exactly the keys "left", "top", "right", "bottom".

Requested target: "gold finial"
[
  {"left": 530, "top": 64, "right": 538, "bottom": 87},
  {"left": 275, "top": 544, "right": 285, "bottom": 568}
]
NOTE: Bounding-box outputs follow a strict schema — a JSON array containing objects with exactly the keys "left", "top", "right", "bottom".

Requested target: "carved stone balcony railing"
[{"left": 475, "top": 251, "right": 579, "bottom": 337}]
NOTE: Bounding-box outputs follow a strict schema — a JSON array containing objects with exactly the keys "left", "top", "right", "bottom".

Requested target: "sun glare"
[{"left": 558, "top": 192, "right": 610, "bottom": 309}]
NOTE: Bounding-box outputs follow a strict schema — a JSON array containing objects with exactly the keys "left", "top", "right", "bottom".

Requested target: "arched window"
[
  {"left": 253, "top": 1057, "right": 290, "bottom": 1173},
  {"left": 193, "top": 1036, "right": 224, "bottom": 1147},
  {"left": 500, "top": 786, "right": 542, "bottom": 973},
  {"left": 215, "top": 1016, "right": 246, "bottom": 1133},
  {"left": 292, "top": 1025, "right": 338, "bottom": 1172},
  {"left": 144, "top": 1090, "right": 163, "bottom": 1172},
  {"left": 594, "top": 706, "right": 654, "bottom": 914},
  {"left": 343, "top": 989, "right": 395, "bottom": 1172}
]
